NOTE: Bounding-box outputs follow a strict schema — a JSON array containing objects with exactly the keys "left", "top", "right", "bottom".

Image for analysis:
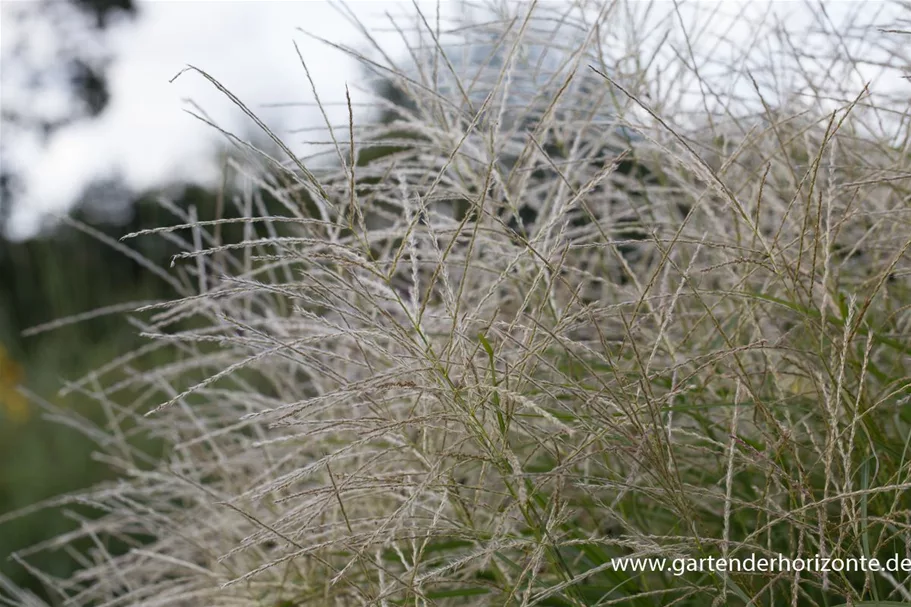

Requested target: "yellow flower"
[{"left": 0, "top": 344, "right": 28, "bottom": 423}]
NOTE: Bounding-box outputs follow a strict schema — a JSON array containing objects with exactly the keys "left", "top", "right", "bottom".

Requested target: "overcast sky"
[{"left": 1, "top": 1, "right": 906, "bottom": 240}]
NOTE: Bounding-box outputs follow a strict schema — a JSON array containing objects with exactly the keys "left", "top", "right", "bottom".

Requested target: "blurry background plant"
[
  {"left": 1, "top": 1, "right": 910, "bottom": 606},
  {"left": 0, "top": 0, "right": 137, "bottom": 221}
]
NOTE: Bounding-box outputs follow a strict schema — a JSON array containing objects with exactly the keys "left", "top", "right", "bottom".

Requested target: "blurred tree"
[{"left": 0, "top": 0, "right": 137, "bottom": 234}]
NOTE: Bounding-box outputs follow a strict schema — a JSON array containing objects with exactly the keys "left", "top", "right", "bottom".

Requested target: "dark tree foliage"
[{"left": 71, "top": 0, "right": 136, "bottom": 28}]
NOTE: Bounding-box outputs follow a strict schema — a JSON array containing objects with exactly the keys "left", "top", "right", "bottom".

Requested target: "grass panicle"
[{"left": 4, "top": 2, "right": 911, "bottom": 606}]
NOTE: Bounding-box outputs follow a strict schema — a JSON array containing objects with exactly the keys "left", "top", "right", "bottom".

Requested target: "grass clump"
[{"left": 4, "top": 2, "right": 911, "bottom": 606}]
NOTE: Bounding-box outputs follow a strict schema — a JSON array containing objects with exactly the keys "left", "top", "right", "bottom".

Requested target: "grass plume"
[{"left": 4, "top": 2, "right": 911, "bottom": 606}]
